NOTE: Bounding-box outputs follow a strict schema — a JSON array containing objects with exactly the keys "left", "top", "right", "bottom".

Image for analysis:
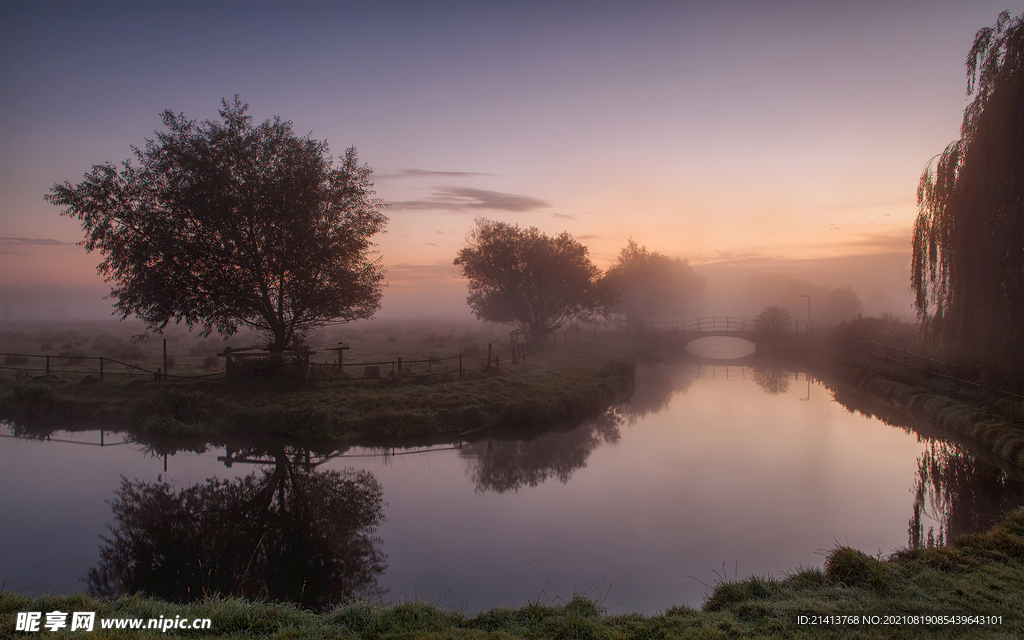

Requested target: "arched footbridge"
[{"left": 642, "top": 316, "right": 760, "bottom": 344}]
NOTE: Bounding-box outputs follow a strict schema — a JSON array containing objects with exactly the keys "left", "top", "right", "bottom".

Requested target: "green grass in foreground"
[
  {"left": 3, "top": 509, "right": 1022, "bottom": 639},
  {"left": 0, "top": 339, "right": 643, "bottom": 443}
]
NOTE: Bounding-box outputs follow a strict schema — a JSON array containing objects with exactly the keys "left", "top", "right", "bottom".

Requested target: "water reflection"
[
  {"left": 909, "top": 441, "right": 1023, "bottom": 548},
  {"left": 823, "top": 378, "right": 1023, "bottom": 547},
  {"left": 617, "top": 365, "right": 694, "bottom": 424},
  {"left": 461, "top": 411, "right": 621, "bottom": 493},
  {"left": 87, "top": 444, "right": 386, "bottom": 609},
  {"left": 752, "top": 367, "right": 790, "bottom": 395}
]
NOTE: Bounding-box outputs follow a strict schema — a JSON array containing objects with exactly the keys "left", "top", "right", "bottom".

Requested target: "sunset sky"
[{"left": 0, "top": 1, "right": 1011, "bottom": 320}]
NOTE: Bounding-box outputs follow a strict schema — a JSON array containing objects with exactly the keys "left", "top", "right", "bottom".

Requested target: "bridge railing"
[{"left": 643, "top": 317, "right": 756, "bottom": 332}]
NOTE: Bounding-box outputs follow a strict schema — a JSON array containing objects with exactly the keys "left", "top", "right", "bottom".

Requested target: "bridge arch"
[{"left": 642, "top": 316, "right": 763, "bottom": 346}]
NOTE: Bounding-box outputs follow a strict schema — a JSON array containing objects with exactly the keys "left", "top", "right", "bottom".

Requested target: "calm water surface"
[{"left": 2, "top": 347, "right": 1020, "bottom": 613}]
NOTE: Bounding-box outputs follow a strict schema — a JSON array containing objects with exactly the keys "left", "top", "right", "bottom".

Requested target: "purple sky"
[{"left": 0, "top": 1, "right": 1011, "bottom": 318}]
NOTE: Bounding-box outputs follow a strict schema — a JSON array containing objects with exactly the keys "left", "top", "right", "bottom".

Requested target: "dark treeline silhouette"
[
  {"left": 912, "top": 11, "right": 1023, "bottom": 385},
  {"left": 87, "top": 444, "right": 386, "bottom": 609}
]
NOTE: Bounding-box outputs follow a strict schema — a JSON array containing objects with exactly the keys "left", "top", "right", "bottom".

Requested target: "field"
[{"left": 0, "top": 319, "right": 642, "bottom": 444}]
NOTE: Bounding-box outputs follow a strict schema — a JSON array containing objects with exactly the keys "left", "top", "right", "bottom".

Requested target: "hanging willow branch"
[{"left": 911, "top": 11, "right": 1023, "bottom": 375}]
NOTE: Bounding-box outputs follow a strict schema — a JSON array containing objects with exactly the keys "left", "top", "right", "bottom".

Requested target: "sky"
[{"left": 0, "top": 1, "right": 1013, "bottom": 321}]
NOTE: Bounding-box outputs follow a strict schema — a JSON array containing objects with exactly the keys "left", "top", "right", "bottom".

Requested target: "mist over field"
[{"left": 0, "top": 252, "right": 912, "bottom": 332}]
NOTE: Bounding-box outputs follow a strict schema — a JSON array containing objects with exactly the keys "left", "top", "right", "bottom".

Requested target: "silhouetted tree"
[
  {"left": 453, "top": 218, "right": 613, "bottom": 336},
  {"left": 47, "top": 97, "right": 388, "bottom": 351},
  {"left": 753, "top": 305, "right": 792, "bottom": 336},
  {"left": 87, "top": 447, "right": 386, "bottom": 609},
  {"left": 604, "top": 239, "right": 705, "bottom": 327},
  {"left": 911, "top": 11, "right": 1023, "bottom": 378}
]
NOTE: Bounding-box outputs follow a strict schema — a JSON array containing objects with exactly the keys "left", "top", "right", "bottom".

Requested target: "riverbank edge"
[
  {"left": 2, "top": 508, "right": 1021, "bottom": 639},
  {"left": 820, "top": 351, "right": 1024, "bottom": 478},
  {"left": 0, "top": 341, "right": 642, "bottom": 445}
]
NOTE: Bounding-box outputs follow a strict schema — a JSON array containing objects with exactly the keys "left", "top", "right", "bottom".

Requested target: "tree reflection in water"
[
  {"left": 908, "top": 441, "right": 1023, "bottom": 548},
  {"left": 752, "top": 367, "right": 790, "bottom": 395},
  {"left": 617, "top": 365, "right": 694, "bottom": 425},
  {"left": 87, "top": 445, "right": 386, "bottom": 609},
  {"left": 461, "top": 411, "right": 621, "bottom": 493}
]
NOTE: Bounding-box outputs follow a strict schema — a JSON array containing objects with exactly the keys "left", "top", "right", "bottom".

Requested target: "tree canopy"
[
  {"left": 753, "top": 305, "right": 792, "bottom": 336},
  {"left": 911, "top": 11, "right": 1023, "bottom": 376},
  {"left": 453, "top": 218, "right": 612, "bottom": 336},
  {"left": 46, "top": 97, "right": 388, "bottom": 350},
  {"left": 603, "top": 239, "right": 705, "bottom": 324}
]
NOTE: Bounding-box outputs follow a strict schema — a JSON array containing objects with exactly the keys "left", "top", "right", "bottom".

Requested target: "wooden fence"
[
  {"left": 854, "top": 340, "right": 1024, "bottom": 400},
  {"left": 0, "top": 329, "right": 586, "bottom": 385}
]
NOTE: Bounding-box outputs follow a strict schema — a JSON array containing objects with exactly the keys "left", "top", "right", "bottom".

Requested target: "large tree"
[
  {"left": 911, "top": 11, "right": 1023, "bottom": 376},
  {"left": 46, "top": 97, "right": 388, "bottom": 350},
  {"left": 603, "top": 239, "right": 705, "bottom": 326},
  {"left": 453, "top": 218, "right": 612, "bottom": 336}
]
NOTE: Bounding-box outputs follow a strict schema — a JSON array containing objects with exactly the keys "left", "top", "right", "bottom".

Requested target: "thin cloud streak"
[
  {"left": 822, "top": 198, "right": 915, "bottom": 210},
  {"left": 378, "top": 169, "right": 497, "bottom": 180},
  {"left": 390, "top": 187, "right": 551, "bottom": 213},
  {"left": 691, "top": 229, "right": 912, "bottom": 265},
  {"left": 1, "top": 236, "right": 74, "bottom": 246}
]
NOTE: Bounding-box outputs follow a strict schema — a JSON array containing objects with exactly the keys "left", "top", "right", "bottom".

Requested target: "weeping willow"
[{"left": 911, "top": 11, "right": 1023, "bottom": 380}]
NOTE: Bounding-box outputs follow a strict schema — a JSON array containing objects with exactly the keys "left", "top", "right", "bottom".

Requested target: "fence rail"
[
  {"left": 0, "top": 336, "right": 553, "bottom": 385},
  {"left": 853, "top": 341, "right": 1024, "bottom": 400}
]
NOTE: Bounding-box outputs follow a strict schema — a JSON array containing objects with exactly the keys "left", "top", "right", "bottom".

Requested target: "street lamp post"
[{"left": 799, "top": 295, "right": 810, "bottom": 335}]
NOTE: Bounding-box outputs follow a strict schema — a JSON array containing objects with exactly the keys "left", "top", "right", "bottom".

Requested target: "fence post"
[
  {"left": 99, "top": 356, "right": 104, "bottom": 381},
  {"left": 487, "top": 343, "right": 492, "bottom": 370},
  {"left": 397, "top": 357, "right": 402, "bottom": 373},
  {"left": 163, "top": 339, "right": 168, "bottom": 382}
]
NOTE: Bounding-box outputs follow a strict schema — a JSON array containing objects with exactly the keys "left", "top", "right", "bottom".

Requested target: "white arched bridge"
[{"left": 641, "top": 316, "right": 760, "bottom": 344}]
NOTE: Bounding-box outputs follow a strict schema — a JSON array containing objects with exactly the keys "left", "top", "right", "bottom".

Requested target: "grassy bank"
[
  {"left": 3, "top": 509, "right": 1021, "bottom": 639},
  {"left": 0, "top": 339, "right": 643, "bottom": 443},
  {"left": 826, "top": 350, "right": 1024, "bottom": 477}
]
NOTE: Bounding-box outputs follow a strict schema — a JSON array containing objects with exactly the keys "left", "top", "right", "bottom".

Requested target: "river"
[{"left": 2, "top": 340, "right": 1020, "bottom": 613}]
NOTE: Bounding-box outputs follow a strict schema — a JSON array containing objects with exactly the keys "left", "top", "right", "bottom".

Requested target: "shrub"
[{"left": 754, "top": 305, "right": 792, "bottom": 335}]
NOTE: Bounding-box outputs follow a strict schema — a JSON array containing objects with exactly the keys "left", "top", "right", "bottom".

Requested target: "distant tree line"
[
  {"left": 742, "top": 274, "right": 864, "bottom": 329},
  {"left": 454, "top": 219, "right": 708, "bottom": 337}
]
